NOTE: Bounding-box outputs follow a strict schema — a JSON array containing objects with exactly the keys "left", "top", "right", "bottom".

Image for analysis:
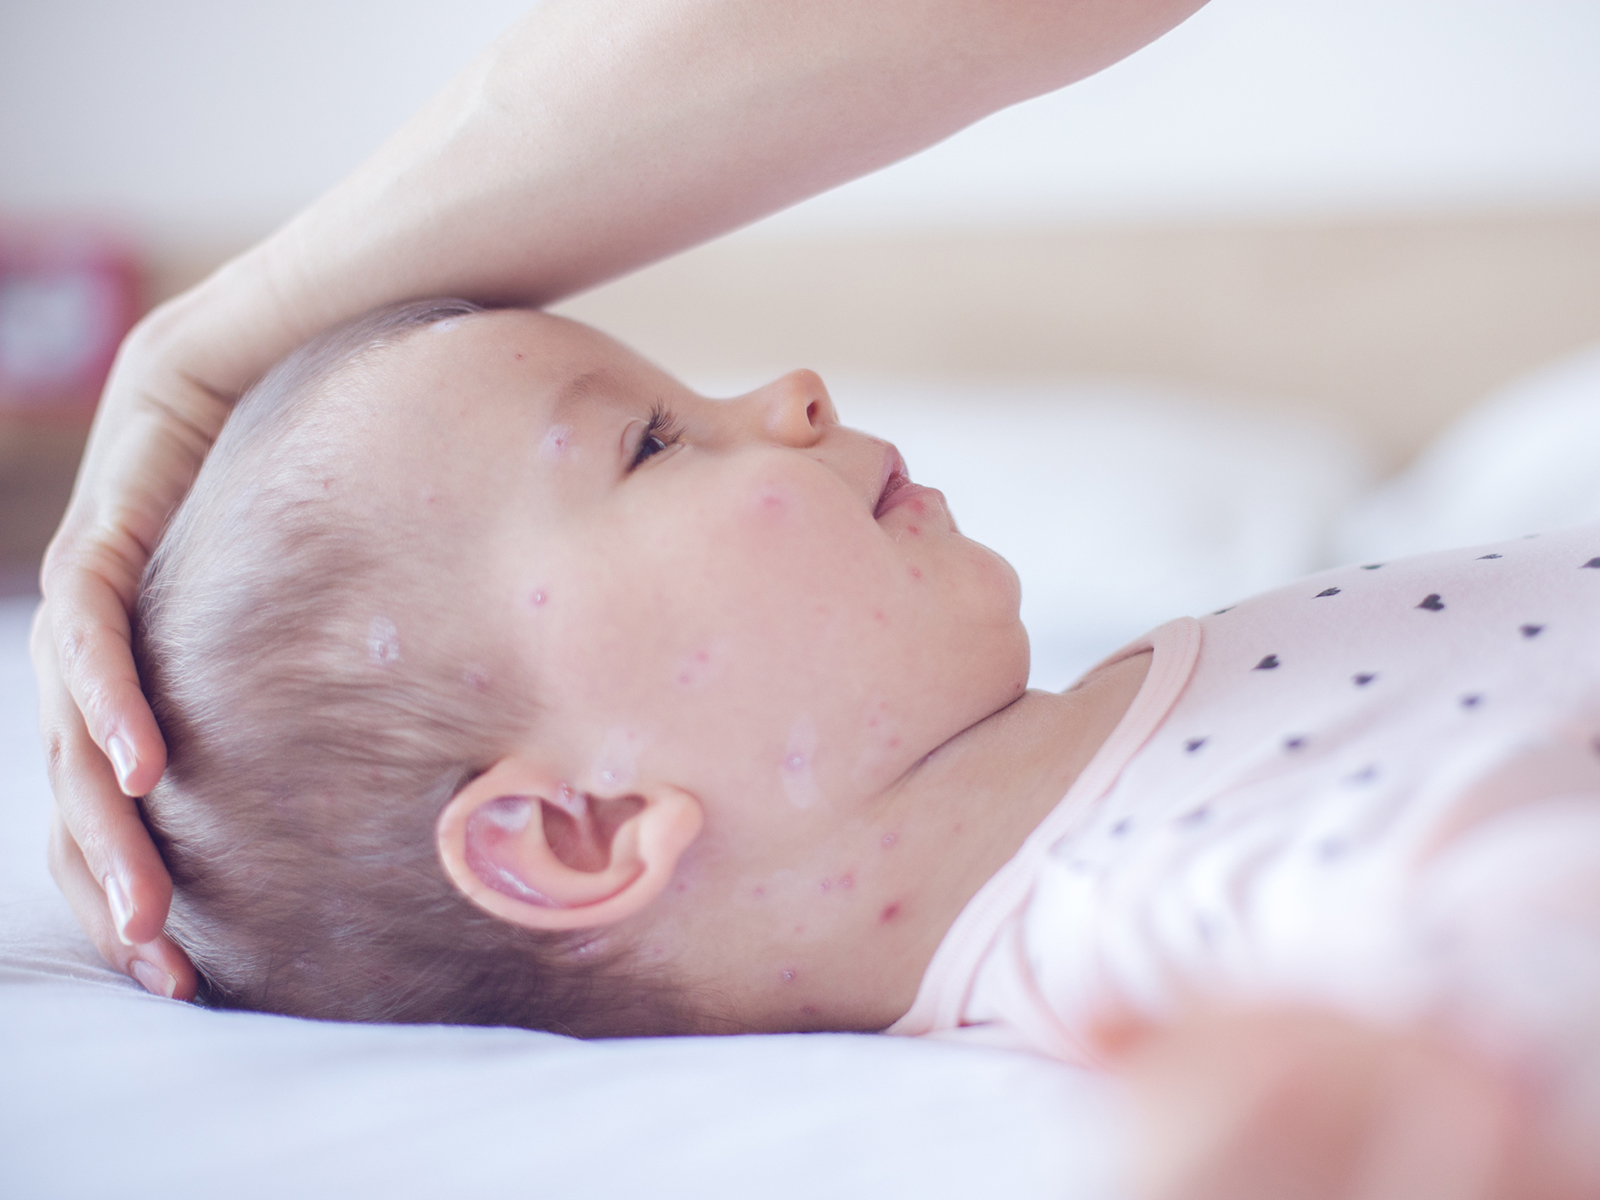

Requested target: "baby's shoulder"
[
  {"left": 1195, "top": 523, "right": 1600, "bottom": 703},
  {"left": 1076, "top": 525, "right": 1600, "bottom": 843}
]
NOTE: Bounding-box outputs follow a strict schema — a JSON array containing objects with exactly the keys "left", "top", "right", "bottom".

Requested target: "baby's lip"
[{"left": 873, "top": 445, "right": 911, "bottom": 518}]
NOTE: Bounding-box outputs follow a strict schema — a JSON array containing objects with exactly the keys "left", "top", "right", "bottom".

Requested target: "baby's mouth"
[
  {"left": 873, "top": 443, "right": 958, "bottom": 531},
  {"left": 874, "top": 447, "right": 911, "bottom": 518}
]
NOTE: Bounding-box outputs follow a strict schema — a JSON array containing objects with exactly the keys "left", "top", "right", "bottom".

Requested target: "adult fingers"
[
  {"left": 41, "top": 530, "right": 168, "bottom": 798},
  {"left": 33, "top": 597, "right": 173, "bottom": 951},
  {"left": 1351, "top": 1035, "right": 1584, "bottom": 1200},
  {"left": 48, "top": 810, "right": 197, "bottom": 1001},
  {"left": 1121, "top": 1010, "right": 1373, "bottom": 1200},
  {"left": 1119, "top": 1010, "right": 1555, "bottom": 1200}
]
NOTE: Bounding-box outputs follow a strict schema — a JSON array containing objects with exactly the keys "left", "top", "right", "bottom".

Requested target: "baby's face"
[{"left": 361, "top": 311, "right": 1026, "bottom": 856}]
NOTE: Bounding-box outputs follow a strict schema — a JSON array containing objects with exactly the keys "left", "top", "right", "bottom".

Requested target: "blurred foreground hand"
[{"left": 1108, "top": 1008, "right": 1586, "bottom": 1200}]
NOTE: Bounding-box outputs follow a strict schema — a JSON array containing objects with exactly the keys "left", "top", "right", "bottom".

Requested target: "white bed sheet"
[{"left": 5, "top": 346, "right": 1598, "bottom": 1199}]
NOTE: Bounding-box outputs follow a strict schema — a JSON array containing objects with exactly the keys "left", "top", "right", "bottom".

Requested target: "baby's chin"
[
  {"left": 982, "top": 557, "right": 1033, "bottom": 699},
  {"left": 958, "top": 534, "right": 1027, "bottom": 632}
]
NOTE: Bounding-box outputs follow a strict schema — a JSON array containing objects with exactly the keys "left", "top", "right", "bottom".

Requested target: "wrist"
[{"left": 129, "top": 241, "right": 308, "bottom": 400}]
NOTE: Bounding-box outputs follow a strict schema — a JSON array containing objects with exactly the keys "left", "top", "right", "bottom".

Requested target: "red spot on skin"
[
  {"left": 781, "top": 969, "right": 797, "bottom": 983},
  {"left": 801, "top": 1005, "right": 817, "bottom": 1015},
  {"left": 909, "top": 498, "right": 926, "bottom": 516},
  {"left": 867, "top": 717, "right": 879, "bottom": 729},
  {"left": 514, "top": 353, "right": 524, "bottom": 361},
  {"left": 793, "top": 924, "right": 804, "bottom": 934},
  {"left": 674, "top": 647, "right": 716, "bottom": 689},
  {"left": 674, "top": 882, "right": 687, "bottom": 893},
  {"left": 819, "top": 879, "right": 831, "bottom": 892},
  {"left": 880, "top": 903, "right": 901, "bottom": 923},
  {"left": 839, "top": 873, "right": 854, "bottom": 890},
  {"left": 529, "top": 589, "right": 548, "bottom": 607},
  {"left": 906, "top": 525, "right": 920, "bottom": 536},
  {"left": 887, "top": 736, "right": 900, "bottom": 749},
  {"left": 909, "top": 567, "right": 922, "bottom": 581},
  {"left": 881, "top": 832, "right": 898, "bottom": 849},
  {"left": 753, "top": 886, "right": 766, "bottom": 898},
  {"left": 873, "top": 609, "right": 887, "bottom": 623}
]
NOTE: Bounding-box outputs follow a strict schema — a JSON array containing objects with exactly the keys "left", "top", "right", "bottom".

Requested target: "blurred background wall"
[{"left": 3, "top": 0, "right": 1599, "bottom": 592}]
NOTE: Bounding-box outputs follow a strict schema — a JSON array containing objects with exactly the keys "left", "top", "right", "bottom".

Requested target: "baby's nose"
[{"left": 761, "top": 369, "right": 838, "bottom": 446}]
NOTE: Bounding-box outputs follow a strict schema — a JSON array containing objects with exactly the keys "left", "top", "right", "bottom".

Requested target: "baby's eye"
[{"left": 629, "top": 403, "right": 684, "bottom": 470}]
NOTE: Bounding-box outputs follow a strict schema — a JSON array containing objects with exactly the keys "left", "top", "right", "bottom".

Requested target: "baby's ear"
[{"left": 435, "top": 758, "right": 702, "bottom": 931}]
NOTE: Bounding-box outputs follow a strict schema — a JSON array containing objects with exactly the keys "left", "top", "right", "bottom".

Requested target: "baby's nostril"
[{"left": 805, "top": 400, "right": 819, "bottom": 426}]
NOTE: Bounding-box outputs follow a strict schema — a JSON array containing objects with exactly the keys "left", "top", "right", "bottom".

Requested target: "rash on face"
[
  {"left": 540, "top": 424, "right": 574, "bottom": 462},
  {"left": 672, "top": 643, "right": 723, "bottom": 689}
]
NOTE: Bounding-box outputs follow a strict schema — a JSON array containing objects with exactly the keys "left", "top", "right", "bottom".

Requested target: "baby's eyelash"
[{"left": 629, "top": 402, "right": 684, "bottom": 469}]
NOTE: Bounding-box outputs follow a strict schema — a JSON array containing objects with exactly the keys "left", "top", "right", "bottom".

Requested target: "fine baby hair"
[{"left": 134, "top": 299, "right": 690, "bottom": 1036}]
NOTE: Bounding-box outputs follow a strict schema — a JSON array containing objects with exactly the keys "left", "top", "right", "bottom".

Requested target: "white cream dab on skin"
[
  {"left": 781, "top": 715, "right": 820, "bottom": 809},
  {"left": 540, "top": 424, "right": 574, "bottom": 461},
  {"left": 367, "top": 616, "right": 401, "bottom": 665}
]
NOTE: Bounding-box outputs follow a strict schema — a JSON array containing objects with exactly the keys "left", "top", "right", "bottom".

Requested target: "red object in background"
[{"left": 0, "top": 223, "right": 142, "bottom": 421}]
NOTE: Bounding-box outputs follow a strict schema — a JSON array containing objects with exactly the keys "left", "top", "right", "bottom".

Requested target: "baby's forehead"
[
  {"left": 329, "top": 311, "right": 672, "bottom": 515},
  {"left": 385, "top": 309, "right": 654, "bottom": 422}
]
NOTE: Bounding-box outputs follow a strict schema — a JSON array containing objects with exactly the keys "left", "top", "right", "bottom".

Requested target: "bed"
[{"left": 5, "top": 212, "right": 1600, "bottom": 1198}]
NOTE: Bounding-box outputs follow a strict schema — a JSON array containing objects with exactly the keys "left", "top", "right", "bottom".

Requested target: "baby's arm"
[{"left": 1111, "top": 1008, "right": 1578, "bottom": 1200}]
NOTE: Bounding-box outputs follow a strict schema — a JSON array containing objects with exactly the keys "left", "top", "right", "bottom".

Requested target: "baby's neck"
[{"left": 688, "top": 650, "right": 1153, "bottom": 1034}]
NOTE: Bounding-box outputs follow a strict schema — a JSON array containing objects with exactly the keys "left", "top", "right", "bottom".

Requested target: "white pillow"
[{"left": 1337, "top": 342, "right": 1600, "bottom": 563}]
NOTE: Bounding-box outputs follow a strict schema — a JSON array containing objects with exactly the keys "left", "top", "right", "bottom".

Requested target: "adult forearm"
[{"left": 157, "top": 0, "right": 1204, "bottom": 396}]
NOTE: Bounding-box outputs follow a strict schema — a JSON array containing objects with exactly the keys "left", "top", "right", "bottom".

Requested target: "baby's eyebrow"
[{"left": 548, "top": 367, "right": 622, "bottom": 420}]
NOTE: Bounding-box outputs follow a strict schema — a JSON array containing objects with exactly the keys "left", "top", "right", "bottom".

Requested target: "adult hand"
[
  {"left": 35, "top": 266, "right": 308, "bottom": 998},
  {"left": 1112, "top": 1008, "right": 1576, "bottom": 1200},
  {"left": 32, "top": 0, "right": 1208, "bottom": 993}
]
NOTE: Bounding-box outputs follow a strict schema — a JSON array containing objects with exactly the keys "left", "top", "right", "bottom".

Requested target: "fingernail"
[
  {"left": 104, "top": 873, "right": 136, "bottom": 946},
  {"left": 131, "top": 958, "right": 177, "bottom": 999},
  {"left": 107, "top": 735, "right": 136, "bottom": 791}
]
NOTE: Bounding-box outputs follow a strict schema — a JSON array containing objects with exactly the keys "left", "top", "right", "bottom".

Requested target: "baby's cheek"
[
  {"left": 664, "top": 471, "right": 903, "bottom": 670},
  {"left": 691, "top": 480, "right": 853, "bottom": 593},
  {"left": 725, "top": 466, "right": 843, "bottom": 540},
  {"left": 749, "top": 481, "right": 800, "bottom": 525}
]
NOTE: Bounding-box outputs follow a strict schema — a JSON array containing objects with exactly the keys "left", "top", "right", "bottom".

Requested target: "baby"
[
  {"left": 136, "top": 300, "right": 1600, "bottom": 1171},
  {"left": 137, "top": 297, "right": 1061, "bottom": 1036}
]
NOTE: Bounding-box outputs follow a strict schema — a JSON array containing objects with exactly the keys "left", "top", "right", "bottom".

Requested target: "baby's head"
[{"left": 136, "top": 301, "right": 1026, "bottom": 1035}]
